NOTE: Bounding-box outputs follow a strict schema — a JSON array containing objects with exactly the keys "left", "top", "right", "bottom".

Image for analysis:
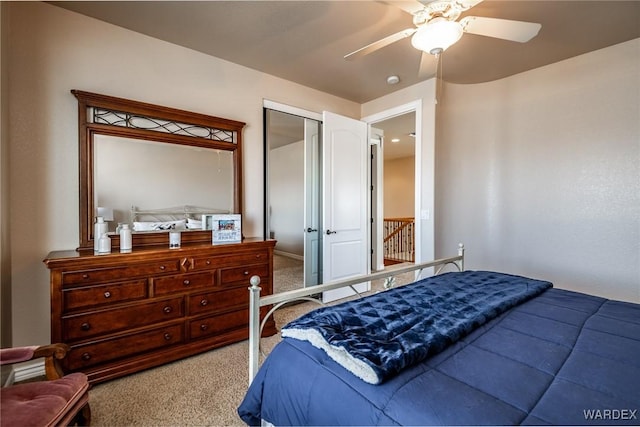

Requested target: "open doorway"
[
  {"left": 374, "top": 112, "right": 416, "bottom": 267},
  {"left": 365, "top": 101, "right": 422, "bottom": 273}
]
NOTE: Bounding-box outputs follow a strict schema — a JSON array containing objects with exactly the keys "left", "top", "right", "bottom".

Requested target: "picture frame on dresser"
[{"left": 210, "top": 214, "right": 242, "bottom": 244}]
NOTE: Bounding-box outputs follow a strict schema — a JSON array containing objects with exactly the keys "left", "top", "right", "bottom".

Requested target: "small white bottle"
[
  {"left": 94, "top": 216, "right": 108, "bottom": 254},
  {"left": 98, "top": 233, "right": 111, "bottom": 254},
  {"left": 119, "top": 224, "right": 132, "bottom": 253},
  {"left": 169, "top": 231, "right": 181, "bottom": 249}
]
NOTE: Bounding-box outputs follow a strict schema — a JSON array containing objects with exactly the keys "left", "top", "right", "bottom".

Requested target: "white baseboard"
[
  {"left": 274, "top": 250, "right": 303, "bottom": 261},
  {"left": 2, "top": 368, "right": 15, "bottom": 387},
  {"left": 12, "top": 360, "right": 45, "bottom": 383}
]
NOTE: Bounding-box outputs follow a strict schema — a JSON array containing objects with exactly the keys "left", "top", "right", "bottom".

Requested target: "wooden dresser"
[{"left": 44, "top": 238, "right": 276, "bottom": 384}]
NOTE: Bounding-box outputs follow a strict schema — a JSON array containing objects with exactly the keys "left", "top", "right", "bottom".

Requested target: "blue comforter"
[
  {"left": 281, "top": 271, "right": 552, "bottom": 384},
  {"left": 238, "top": 272, "right": 640, "bottom": 426}
]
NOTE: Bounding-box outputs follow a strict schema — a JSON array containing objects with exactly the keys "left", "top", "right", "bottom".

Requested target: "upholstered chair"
[{"left": 0, "top": 343, "right": 91, "bottom": 426}]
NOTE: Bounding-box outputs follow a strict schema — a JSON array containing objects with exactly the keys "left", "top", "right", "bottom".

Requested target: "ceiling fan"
[{"left": 344, "top": 0, "right": 542, "bottom": 74}]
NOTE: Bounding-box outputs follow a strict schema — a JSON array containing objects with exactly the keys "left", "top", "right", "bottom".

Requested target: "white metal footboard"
[{"left": 247, "top": 244, "right": 465, "bottom": 383}]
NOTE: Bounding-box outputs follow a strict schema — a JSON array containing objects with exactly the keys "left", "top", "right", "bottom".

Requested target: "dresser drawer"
[
  {"left": 188, "top": 287, "right": 247, "bottom": 315},
  {"left": 189, "top": 309, "right": 248, "bottom": 339},
  {"left": 191, "top": 249, "right": 269, "bottom": 271},
  {"left": 62, "top": 297, "right": 184, "bottom": 341},
  {"left": 67, "top": 323, "right": 183, "bottom": 369},
  {"left": 219, "top": 264, "right": 269, "bottom": 287},
  {"left": 153, "top": 271, "right": 215, "bottom": 296},
  {"left": 63, "top": 279, "right": 148, "bottom": 312},
  {"left": 45, "top": 239, "right": 275, "bottom": 384},
  {"left": 62, "top": 260, "right": 181, "bottom": 285}
]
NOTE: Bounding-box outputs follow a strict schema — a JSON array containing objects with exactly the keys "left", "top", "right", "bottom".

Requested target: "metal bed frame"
[
  {"left": 130, "top": 205, "right": 229, "bottom": 222},
  {"left": 247, "top": 243, "right": 466, "bottom": 383},
  {"left": 130, "top": 205, "right": 230, "bottom": 223}
]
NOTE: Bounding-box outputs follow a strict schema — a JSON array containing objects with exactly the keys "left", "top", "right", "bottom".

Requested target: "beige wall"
[
  {"left": 436, "top": 39, "right": 640, "bottom": 302},
  {"left": 5, "top": 2, "right": 359, "bottom": 347},
  {"left": 1, "top": 2, "right": 12, "bottom": 363},
  {"left": 384, "top": 157, "right": 415, "bottom": 218}
]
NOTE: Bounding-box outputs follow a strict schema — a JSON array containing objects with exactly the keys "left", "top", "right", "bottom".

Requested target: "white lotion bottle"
[
  {"left": 98, "top": 233, "right": 111, "bottom": 254},
  {"left": 119, "top": 224, "right": 132, "bottom": 253},
  {"left": 94, "top": 216, "right": 108, "bottom": 254}
]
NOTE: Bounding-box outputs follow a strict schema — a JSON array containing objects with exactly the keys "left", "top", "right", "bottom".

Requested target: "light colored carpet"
[
  {"left": 88, "top": 304, "right": 310, "bottom": 427},
  {"left": 88, "top": 262, "right": 417, "bottom": 426},
  {"left": 90, "top": 341, "right": 250, "bottom": 426},
  {"left": 273, "top": 254, "right": 304, "bottom": 293}
]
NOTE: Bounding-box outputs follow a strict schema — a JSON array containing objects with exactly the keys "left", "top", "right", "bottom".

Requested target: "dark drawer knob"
[
  {"left": 183, "top": 279, "right": 191, "bottom": 286},
  {"left": 81, "top": 322, "right": 91, "bottom": 331},
  {"left": 81, "top": 352, "right": 91, "bottom": 361},
  {"left": 200, "top": 299, "right": 208, "bottom": 306},
  {"left": 200, "top": 324, "right": 208, "bottom": 331},
  {"left": 163, "top": 306, "right": 172, "bottom": 314},
  {"left": 163, "top": 333, "right": 172, "bottom": 340},
  {"left": 104, "top": 291, "right": 111, "bottom": 298},
  {"left": 206, "top": 260, "right": 211, "bottom": 265}
]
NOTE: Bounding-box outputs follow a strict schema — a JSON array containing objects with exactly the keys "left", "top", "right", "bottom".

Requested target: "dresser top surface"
[{"left": 44, "top": 237, "right": 275, "bottom": 267}]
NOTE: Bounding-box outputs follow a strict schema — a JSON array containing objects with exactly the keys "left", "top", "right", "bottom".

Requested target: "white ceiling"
[{"left": 50, "top": 1, "right": 640, "bottom": 104}]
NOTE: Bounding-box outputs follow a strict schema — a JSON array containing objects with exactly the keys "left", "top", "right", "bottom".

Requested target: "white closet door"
[
  {"left": 322, "top": 111, "right": 369, "bottom": 302},
  {"left": 303, "top": 118, "right": 321, "bottom": 287}
]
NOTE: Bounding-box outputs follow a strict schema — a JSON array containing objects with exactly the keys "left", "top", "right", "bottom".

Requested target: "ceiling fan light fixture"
[{"left": 411, "top": 19, "right": 463, "bottom": 55}]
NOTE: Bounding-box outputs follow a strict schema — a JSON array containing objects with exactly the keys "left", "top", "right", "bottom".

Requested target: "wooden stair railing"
[{"left": 383, "top": 217, "right": 415, "bottom": 264}]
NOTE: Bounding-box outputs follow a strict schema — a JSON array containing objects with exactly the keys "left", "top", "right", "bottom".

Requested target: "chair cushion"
[
  {"left": 0, "top": 372, "right": 89, "bottom": 427},
  {"left": 0, "top": 346, "right": 38, "bottom": 365}
]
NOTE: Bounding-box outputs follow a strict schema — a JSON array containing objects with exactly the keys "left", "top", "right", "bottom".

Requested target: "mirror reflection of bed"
[{"left": 94, "top": 135, "right": 235, "bottom": 231}]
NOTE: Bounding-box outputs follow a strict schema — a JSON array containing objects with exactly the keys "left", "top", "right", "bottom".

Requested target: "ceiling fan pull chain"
[{"left": 433, "top": 49, "right": 443, "bottom": 105}]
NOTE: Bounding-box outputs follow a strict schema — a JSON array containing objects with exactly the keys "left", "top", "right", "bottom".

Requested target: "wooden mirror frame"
[{"left": 73, "top": 90, "right": 245, "bottom": 252}]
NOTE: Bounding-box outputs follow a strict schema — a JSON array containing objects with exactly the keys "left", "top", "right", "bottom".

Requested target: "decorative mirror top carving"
[{"left": 73, "top": 90, "right": 245, "bottom": 252}]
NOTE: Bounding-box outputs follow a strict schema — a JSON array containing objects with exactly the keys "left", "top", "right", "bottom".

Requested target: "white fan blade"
[
  {"left": 460, "top": 16, "right": 541, "bottom": 43},
  {"left": 344, "top": 28, "right": 417, "bottom": 60},
  {"left": 455, "top": 0, "right": 484, "bottom": 11},
  {"left": 418, "top": 51, "right": 437, "bottom": 78},
  {"left": 383, "top": 0, "right": 426, "bottom": 15}
]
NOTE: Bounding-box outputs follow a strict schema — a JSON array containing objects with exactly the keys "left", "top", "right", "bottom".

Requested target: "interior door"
[
  {"left": 322, "top": 111, "right": 369, "bottom": 302},
  {"left": 370, "top": 127, "right": 384, "bottom": 272},
  {"left": 303, "top": 118, "right": 321, "bottom": 287}
]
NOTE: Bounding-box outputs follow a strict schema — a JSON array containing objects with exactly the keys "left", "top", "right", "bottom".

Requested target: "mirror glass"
[
  {"left": 74, "top": 90, "right": 244, "bottom": 252},
  {"left": 94, "top": 135, "right": 234, "bottom": 232},
  {"left": 265, "top": 109, "right": 322, "bottom": 293}
]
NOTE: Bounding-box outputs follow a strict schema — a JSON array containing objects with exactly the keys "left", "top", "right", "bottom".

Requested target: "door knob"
[
  {"left": 326, "top": 229, "right": 337, "bottom": 235},
  {"left": 306, "top": 227, "right": 318, "bottom": 233}
]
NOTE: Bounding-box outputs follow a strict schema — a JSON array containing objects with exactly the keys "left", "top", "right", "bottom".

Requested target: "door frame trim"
[
  {"left": 263, "top": 100, "right": 322, "bottom": 121},
  {"left": 362, "top": 100, "right": 423, "bottom": 269}
]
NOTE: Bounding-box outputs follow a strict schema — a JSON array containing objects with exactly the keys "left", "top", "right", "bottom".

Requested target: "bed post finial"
[
  {"left": 248, "top": 275, "right": 262, "bottom": 384},
  {"left": 250, "top": 275, "right": 261, "bottom": 288},
  {"left": 458, "top": 243, "right": 465, "bottom": 271}
]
